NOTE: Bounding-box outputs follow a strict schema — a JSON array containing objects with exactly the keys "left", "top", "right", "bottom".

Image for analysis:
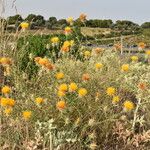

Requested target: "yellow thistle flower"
[
  {"left": 20, "top": 22, "right": 29, "bottom": 29},
  {"left": 123, "top": 100, "right": 134, "bottom": 111},
  {"left": 51, "top": 37, "right": 59, "bottom": 44},
  {"left": 56, "top": 100, "right": 66, "bottom": 110},
  {"left": 79, "top": 14, "right": 87, "bottom": 22},
  {"left": 63, "top": 41, "right": 71, "bottom": 47},
  {"left": 58, "top": 84, "right": 68, "bottom": 92},
  {"left": 84, "top": 51, "right": 91, "bottom": 58},
  {"left": 121, "top": 64, "right": 129, "bottom": 72},
  {"left": 0, "top": 57, "right": 12, "bottom": 65},
  {"left": 55, "top": 72, "right": 64, "bottom": 80},
  {"left": 57, "top": 90, "right": 66, "bottom": 97},
  {"left": 66, "top": 17, "right": 74, "bottom": 24},
  {"left": 0, "top": 98, "right": 8, "bottom": 107},
  {"left": 112, "top": 96, "right": 120, "bottom": 104},
  {"left": 138, "top": 42, "right": 146, "bottom": 49},
  {"left": 131, "top": 56, "right": 138, "bottom": 62},
  {"left": 95, "top": 63, "right": 103, "bottom": 70},
  {"left": 78, "top": 88, "right": 87, "bottom": 97},
  {"left": 146, "top": 50, "right": 150, "bottom": 55},
  {"left": 64, "top": 26, "right": 72, "bottom": 34},
  {"left": 38, "top": 58, "right": 49, "bottom": 66},
  {"left": 7, "top": 98, "right": 15, "bottom": 107},
  {"left": 35, "top": 97, "right": 44, "bottom": 105},
  {"left": 1, "top": 86, "right": 11, "bottom": 94},
  {"left": 23, "top": 111, "right": 32, "bottom": 120},
  {"left": 106, "top": 87, "right": 115, "bottom": 96},
  {"left": 69, "top": 82, "right": 78, "bottom": 92},
  {"left": 4, "top": 108, "right": 12, "bottom": 116}
]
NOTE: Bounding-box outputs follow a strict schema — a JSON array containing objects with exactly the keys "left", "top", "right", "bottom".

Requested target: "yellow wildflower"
[
  {"left": 55, "top": 72, "right": 64, "bottom": 80},
  {"left": 131, "top": 56, "right": 138, "bottom": 62},
  {"left": 64, "top": 26, "right": 72, "bottom": 34},
  {"left": 112, "top": 96, "right": 120, "bottom": 104},
  {"left": 57, "top": 90, "right": 66, "bottom": 97},
  {"left": 1, "top": 86, "right": 11, "bottom": 94},
  {"left": 4, "top": 108, "right": 12, "bottom": 116},
  {"left": 23, "top": 111, "right": 32, "bottom": 120},
  {"left": 123, "top": 100, "right": 134, "bottom": 111},
  {"left": 58, "top": 84, "right": 68, "bottom": 92},
  {"left": 20, "top": 22, "right": 29, "bottom": 29},
  {"left": 78, "top": 88, "right": 87, "bottom": 97},
  {"left": 69, "top": 82, "right": 78, "bottom": 92},
  {"left": 51, "top": 37, "right": 59, "bottom": 44},
  {"left": 95, "top": 63, "right": 103, "bottom": 70},
  {"left": 35, "top": 97, "right": 44, "bottom": 105},
  {"left": 106, "top": 87, "right": 115, "bottom": 96},
  {"left": 146, "top": 50, "right": 150, "bottom": 55},
  {"left": 66, "top": 17, "right": 74, "bottom": 24},
  {"left": 84, "top": 51, "right": 91, "bottom": 58},
  {"left": 0, "top": 98, "right": 8, "bottom": 107},
  {"left": 56, "top": 100, "right": 66, "bottom": 110},
  {"left": 121, "top": 64, "right": 129, "bottom": 72}
]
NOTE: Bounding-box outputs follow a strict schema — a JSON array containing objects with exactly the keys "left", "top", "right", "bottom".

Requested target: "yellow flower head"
[
  {"left": 95, "top": 63, "right": 103, "bottom": 70},
  {"left": 0, "top": 57, "right": 12, "bottom": 65},
  {"left": 64, "top": 26, "right": 72, "bottom": 34},
  {"left": 55, "top": 72, "right": 64, "bottom": 80},
  {"left": 138, "top": 42, "right": 146, "bottom": 49},
  {"left": 38, "top": 58, "right": 49, "bottom": 66},
  {"left": 1, "top": 86, "right": 11, "bottom": 94},
  {"left": 123, "top": 100, "right": 134, "bottom": 111},
  {"left": 78, "top": 88, "right": 87, "bottom": 97},
  {"left": 146, "top": 50, "right": 150, "bottom": 56},
  {"left": 56, "top": 100, "right": 66, "bottom": 110},
  {"left": 66, "top": 17, "right": 74, "bottom": 24},
  {"left": 35, "top": 97, "right": 44, "bottom": 105},
  {"left": 131, "top": 56, "right": 138, "bottom": 62},
  {"left": 63, "top": 41, "right": 71, "bottom": 47},
  {"left": 58, "top": 84, "right": 68, "bottom": 92},
  {"left": 51, "top": 37, "right": 59, "bottom": 44},
  {"left": 69, "top": 82, "right": 78, "bottom": 92},
  {"left": 4, "top": 108, "right": 12, "bottom": 116},
  {"left": 79, "top": 14, "right": 87, "bottom": 22},
  {"left": 112, "top": 96, "right": 120, "bottom": 104},
  {"left": 7, "top": 98, "right": 15, "bottom": 107},
  {"left": 23, "top": 111, "right": 32, "bottom": 120},
  {"left": 84, "top": 51, "right": 91, "bottom": 58},
  {"left": 121, "top": 64, "right": 129, "bottom": 72},
  {"left": 20, "top": 22, "right": 29, "bottom": 29},
  {"left": 82, "top": 73, "right": 90, "bottom": 81},
  {"left": 57, "top": 90, "right": 66, "bottom": 97},
  {"left": 106, "top": 87, "right": 115, "bottom": 96},
  {"left": 0, "top": 98, "right": 8, "bottom": 107}
]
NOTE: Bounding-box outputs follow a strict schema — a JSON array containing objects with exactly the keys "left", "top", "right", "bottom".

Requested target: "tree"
[
  {"left": 57, "top": 19, "right": 67, "bottom": 29},
  {"left": 46, "top": 17, "right": 57, "bottom": 29},
  {"left": 35, "top": 15, "right": 45, "bottom": 26},
  {"left": 141, "top": 22, "right": 150, "bottom": 28},
  {"left": 7, "top": 14, "right": 23, "bottom": 25},
  {"left": 25, "top": 14, "right": 37, "bottom": 22}
]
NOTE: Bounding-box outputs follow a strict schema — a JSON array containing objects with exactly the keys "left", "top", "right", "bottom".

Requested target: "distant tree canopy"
[
  {"left": 5, "top": 14, "right": 149, "bottom": 34},
  {"left": 7, "top": 14, "right": 23, "bottom": 25},
  {"left": 86, "top": 19, "right": 113, "bottom": 28},
  {"left": 141, "top": 22, "right": 150, "bottom": 29}
]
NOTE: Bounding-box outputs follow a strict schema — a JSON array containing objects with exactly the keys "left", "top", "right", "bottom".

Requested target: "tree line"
[{"left": 1, "top": 14, "right": 150, "bottom": 33}]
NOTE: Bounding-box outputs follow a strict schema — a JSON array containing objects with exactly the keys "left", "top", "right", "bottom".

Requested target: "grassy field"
[{"left": 0, "top": 20, "right": 150, "bottom": 150}]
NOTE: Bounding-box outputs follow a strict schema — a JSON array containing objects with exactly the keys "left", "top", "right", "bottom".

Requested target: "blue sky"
[{"left": 4, "top": 0, "right": 150, "bottom": 24}]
